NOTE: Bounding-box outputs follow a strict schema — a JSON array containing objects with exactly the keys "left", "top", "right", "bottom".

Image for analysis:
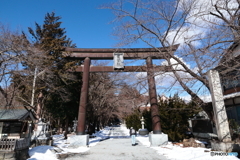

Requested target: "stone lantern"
[
  {"left": 72, "top": 118, "right": 78, "bottom": 133},
  {"left": 138, "top": 116, "right": 149, "bottom": 136}
]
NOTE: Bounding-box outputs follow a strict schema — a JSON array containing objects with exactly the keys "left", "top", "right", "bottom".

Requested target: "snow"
[
  {"left": 27, "top": 125, "right": 239, "bottom": 160},
  {"left": 224, "top": 92, "right": 240, "bottom": 100},
  {"left": 138, "top": 139, "right": 237, "bottom": 160},
  {"left": 28, "top": 145, "right": 57, "bottom": 160}
]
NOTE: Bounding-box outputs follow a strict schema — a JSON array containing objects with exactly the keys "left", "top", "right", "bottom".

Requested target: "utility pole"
[{"left": 31, "top": 67, "right": 38, "bottom": 107}]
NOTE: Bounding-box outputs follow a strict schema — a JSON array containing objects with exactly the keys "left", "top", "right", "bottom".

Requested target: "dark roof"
[
  {"left": 0, "top": 108, "right": 36, "bottom": 121},
  {"left": 214, "top": 42, "right": 240, "bottom": 75}
]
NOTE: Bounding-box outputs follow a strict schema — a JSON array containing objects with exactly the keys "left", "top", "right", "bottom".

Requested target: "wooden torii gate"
[{"left": 65, "top": 45, "right": 179, "bottom": 135}]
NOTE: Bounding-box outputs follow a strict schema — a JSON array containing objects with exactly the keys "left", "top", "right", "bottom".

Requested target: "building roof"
[
  {"left": 215, "top": 42, "right": 240, "bottom": 75},
  {"left": 0, "top": 107, "right": 36, "bottom": 121},
  {"left": 224, "top": 91, "right": 240, "bottom": 100}
]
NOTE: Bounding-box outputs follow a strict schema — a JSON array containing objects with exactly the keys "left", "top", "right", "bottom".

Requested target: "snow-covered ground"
[{"left": 27, "top": 125, "right": 239, "bottom": 160}]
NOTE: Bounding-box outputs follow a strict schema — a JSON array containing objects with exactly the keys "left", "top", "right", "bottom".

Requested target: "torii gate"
[{"left": 65, "top": 45, "right": 179, "bottom": 136}]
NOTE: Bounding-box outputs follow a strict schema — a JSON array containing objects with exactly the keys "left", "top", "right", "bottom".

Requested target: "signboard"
[{"left": 113, "top": 53, "right": 124, "bottom": 69}]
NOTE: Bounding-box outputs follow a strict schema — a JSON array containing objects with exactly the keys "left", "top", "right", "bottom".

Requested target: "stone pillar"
[
  {"left": 141, "top": 117, "right": 144, "bottom": 129},
  {"left": 77, "top": 57, "right": 91, "bottom": 135},
  {"left": 0, "top": 122, "right": 3, "bottom": 139},
  {"left": 207, "top": 70, "right": 231, "bottom": 142},
  {"left": 146, "top": 57, "right": 161, "bottom": 134}
]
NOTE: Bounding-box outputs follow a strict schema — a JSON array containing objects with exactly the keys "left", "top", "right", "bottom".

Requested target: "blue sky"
[
  {"left": 0, "top": 0, "right": 156, "bottom": 71},
  {"left": 0, "top": 0, "right": 211, "bottom": 100},
  {"left": 0, "top": 0, "right": 185, "bottom": 97},
  {"left": 0, "top": 0, "right": 131, "bottom": 48}
]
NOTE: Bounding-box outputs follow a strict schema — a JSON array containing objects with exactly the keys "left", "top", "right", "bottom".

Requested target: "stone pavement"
[{"left": 66, "top": 127, "right": 168, "bottom": 160}]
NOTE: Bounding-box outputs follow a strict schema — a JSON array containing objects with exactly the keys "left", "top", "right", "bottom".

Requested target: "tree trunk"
[
  {"left": 64, "top": 118, "right": 69, "bottom": 139},
  {"left": 34, "top": 90, "right": 43, "bottom": 131},
  {"left": 97, "top": 118, "right": 100, "bottom": 131}
]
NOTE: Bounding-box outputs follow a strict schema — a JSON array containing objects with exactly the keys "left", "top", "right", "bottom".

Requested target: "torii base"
[
  {"left": 68, "top": 135, "right": 89, "bottom": 148},
  {"left": 149, "top": 133, "right": 168, "bottom": 146},
  {"left": 139, "top": 129, "right": 149, "bottom": 136}
]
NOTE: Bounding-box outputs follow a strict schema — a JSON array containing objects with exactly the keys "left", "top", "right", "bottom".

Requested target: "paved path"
[{"left": 66, "top": 126, "right": 168, "bottom": 160}]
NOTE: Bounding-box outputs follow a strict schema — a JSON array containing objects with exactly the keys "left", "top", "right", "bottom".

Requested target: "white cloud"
[
  {"left": 167, "top": 0, "right": 238, "bottom": 46},
  {"left": 135, "top": 55, "right": 196, "bottom": 89},
  {"left": 166, "top": 26, "right": 205, "bottom": 47}
]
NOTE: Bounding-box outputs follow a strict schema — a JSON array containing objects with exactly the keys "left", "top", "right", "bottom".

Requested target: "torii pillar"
[
  {"left": 146, "top": 57, "right": 161, "bottom": 134},
  {"left": 77, "top": 57, "right": 90, "bottom": 135},
  {"left": 67, "top": 57, "right": 90, "bottom": 147}
]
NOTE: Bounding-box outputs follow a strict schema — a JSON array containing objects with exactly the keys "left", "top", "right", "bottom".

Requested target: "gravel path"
[{"left": 66, "top": 126, "right": 168, "bottom": 160}]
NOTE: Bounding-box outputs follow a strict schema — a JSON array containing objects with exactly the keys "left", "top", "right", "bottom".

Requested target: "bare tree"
[
  {"left": 85, "top": 59, "right": 147, "bottom": 133},
  {"left": 87, "top": 72, "right": 119, "bottom": 133},
  {"left": 0, "top": 23, "right": 34, "bottom": 109},
  {"left": 208, "top": 0, "right": 240, "bottom": 92},
  {"left": 102, "top": 0, "right": 239, "bottom": 121},
  {"left": 117, "top": 83, "right": 148, "bottom": 118}
]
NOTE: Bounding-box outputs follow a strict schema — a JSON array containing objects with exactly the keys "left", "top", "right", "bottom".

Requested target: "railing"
[
  {"left": 0, "top": 137, "right": 30, "bottom": 151},
  {"left": 0, "top": 138, "right": 16, "bottom": 151}
]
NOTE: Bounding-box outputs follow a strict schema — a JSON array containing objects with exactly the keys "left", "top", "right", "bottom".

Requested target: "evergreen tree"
[
  {"left": 142, "top": 94, "right": 201, "bottom": 142},
  {"left": 142, "top": 109, "right": 152, "bottom": 131},
  {"left": 15, "top": 12, "right": 81, "bottom": 132},
  {"left": 28, "top": 12, "right": 77, "bottom": 68},
  {"left": 125, "top": 109, "right": 141, "bottom": 130}
]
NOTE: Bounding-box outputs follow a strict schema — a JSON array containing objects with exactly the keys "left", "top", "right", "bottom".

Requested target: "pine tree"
[
  {"left": 28, "top": 12, "right": 76, "bottom": 68},
  {"left": 161, "top": 94, "right": 203, "bottom": 141},
  {"left": 16, "top": 12, "right": 81, "bottom": 132},
  {"left": 125, "top": 109, "right": 141, "bottom": 130},
  {"left": 142, "top": 94, "right": 201, "bottom": 142},
  {"left": 142, "top": 108, "right": 152, "bottom": 131}
]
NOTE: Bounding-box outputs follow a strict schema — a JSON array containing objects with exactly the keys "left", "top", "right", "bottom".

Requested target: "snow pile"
[
  {"left": 136, "top": 136, "right": 238, "bottom": 160},
  {"left": 28, "top": 126, "right": 111, "bottom": 160},
  {"left": 28, "top": 145, "right": 57, "bottom": 160}
]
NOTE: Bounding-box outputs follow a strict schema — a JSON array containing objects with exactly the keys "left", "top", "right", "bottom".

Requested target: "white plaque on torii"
[{"left": 113, "top": 53, "right": 124, "bottom": 70}]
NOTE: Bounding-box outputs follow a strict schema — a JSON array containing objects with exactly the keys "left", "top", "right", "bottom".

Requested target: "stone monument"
[
  {"left": 208, "top": 70, "right": 231, "bottom": 142},
  {"left": 207, "top": 70, "right": 240, "bottom": 152}
]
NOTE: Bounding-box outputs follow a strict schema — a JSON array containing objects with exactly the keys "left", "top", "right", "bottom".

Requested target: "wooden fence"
[
  {"left": 0, "top": 138, "right": 30, "bottom": 151},
  {"left": 0, "top": 138, "right": 16, "bottom": 151}
]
